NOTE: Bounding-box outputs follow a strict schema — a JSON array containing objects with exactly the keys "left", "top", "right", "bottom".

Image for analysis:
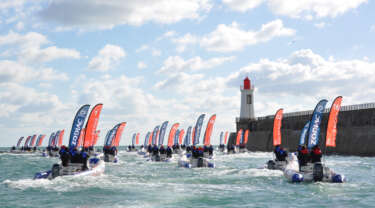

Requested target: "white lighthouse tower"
[{"left": 240, "top": 77, "right": 255, "bottom": 120}]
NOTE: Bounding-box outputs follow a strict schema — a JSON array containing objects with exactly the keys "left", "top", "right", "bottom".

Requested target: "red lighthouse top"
[{"left": 244, "top": 77, "right": 251, "bottom": 90}]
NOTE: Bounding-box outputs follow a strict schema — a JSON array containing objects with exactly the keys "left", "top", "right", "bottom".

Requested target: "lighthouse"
[{"left": 240, "top": 77, "right": 255, "bottom": 120}]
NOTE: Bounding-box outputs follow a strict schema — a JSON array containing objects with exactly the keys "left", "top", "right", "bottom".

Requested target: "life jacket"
[
  {"left": 313, "top": 148, "right": 321, "bottom": 155},
  {"left": 301, "top": 148, "right": 309, "bottom": 155}
]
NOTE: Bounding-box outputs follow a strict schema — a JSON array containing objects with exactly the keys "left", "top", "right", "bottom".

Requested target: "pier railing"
[{"left": 237, "top": 102, "right": 375, "bottom": 122}]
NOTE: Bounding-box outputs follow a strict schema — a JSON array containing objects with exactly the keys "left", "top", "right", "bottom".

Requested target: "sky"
[{"left": 0, "top": 0, "right": 374, "bottom": 147}]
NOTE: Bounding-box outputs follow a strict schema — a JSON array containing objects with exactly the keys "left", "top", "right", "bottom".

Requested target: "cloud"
[
  {"left": 314, "top": 22, "right": 326, "bottom": 29},
  {"left": 0, "top": 31, "right": 80, "bottom": 63},
  {"left": 226, "top": 49, "right": 375, "bottom": 114},
  {"left": 0, "top": 60, "right": 68, "bottom": 83},
  {"left": 200, "top": 20, "right": 295, "bottom": 52},
  {"left": 137, "top": 61, "right": 147, "bottom": 69},
  {"left": 221, "top": 0, "right": 367, "bottom": 20},
  {"left": 370, "top": 25, "right": 375, "bottom": 32},
  {"left": 15, "top": 21, "right": 24, "bottom": 30},
  {"left": 172, "top": 33, "right": 198, "bottom": 53},
  {"left": 267, "top": 0, "right": 367, "bottom": 19},
  {"left": 158, "top": 56, "right": 235, "bottom": 74},
  {"left": 222, "top": 0, "right": 265, "bottom": 12},
  {"left": 39, "top": 0, "right": 212, "bottom": 29},
  {"left": 88, "top": 44, "right": 126, "bottom": 72}
]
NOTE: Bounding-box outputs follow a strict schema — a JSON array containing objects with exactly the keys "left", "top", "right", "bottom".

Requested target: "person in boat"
[
  {"left": 70, "top": 148, "right": 80, "bottom": 163},
  {"left": 274, "top": 145, "right": 287, "bottom": 161},
  {"left": 159, "top": 145, "right": 166, "bottom": 154},
  {"left": 297, "top": 145, "right": 310, "bottom": 167},
  {"left": 166, "top": 146, "right": 172, "bottom": 158},
  {"left": 110, "top": 146, "right": 117, "bottom": 156},
  {"left": 59, "top": 146, "right": 70, "bottom": 167},
  {"left": 198, "top": 146, "right": 204, "bottom": 157},
  {"left": 186, "top": 145, "right": 192, "bottom": 153},
  {"left": 128, "top": 145, "right": 132, "bottom": 151},
  {"left": 231, "top": 144, "right": 236, "bottom": 153},
  {"left": 192, "top": 146, "right": 199, "bottom": 158},
  {"left": 80, "top": 150, "right": 89, "bottom": 170},
  {"left": 310, "top": 145, "right": 322, "bottom": 163},
  {"left": 152, "top": 145, "right": 159, "bottom": 156},
  {"left": 208, "top": 145, "right": 213, "bottom": 156},
  {"left": 11, "top": 146, "right": 16, "bottom": 151},
  {"left": 147, "top": 145, "right": 152, "bottom": 153},
  {"left": 203, "top": 145, "right": 208, "bottom": 154}
]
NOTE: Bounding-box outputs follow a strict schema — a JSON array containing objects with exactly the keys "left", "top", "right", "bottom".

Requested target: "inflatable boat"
[
  {"left": 178, "top": 155, "right": 215, "bottom": 168},
  {"left": 283, "top": 153, "right": 344, "bottom": 183},
  {"left": 34, "top": 157, "right": 105, "bottom": 180}
]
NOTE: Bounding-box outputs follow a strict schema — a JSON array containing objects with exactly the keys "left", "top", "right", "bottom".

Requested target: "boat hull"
[{"left": 34, "top": 158, "right": 105, "bottom": 180}]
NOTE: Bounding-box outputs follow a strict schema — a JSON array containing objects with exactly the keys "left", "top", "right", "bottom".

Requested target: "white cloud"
[
  {"left": 222, "top": 0, "right": 265, "bottom": 12},
  {"left": 226, "top": 49, "right": 375, "bottom": 114},
  {"left": 267, "top": 0, "right": 367, "bottom": 19},
  {"left": 39, "top": 0, "right": 212, "bottom": 29},
  {"left": 15, "top": 21, "right": 24, "bottom": 30},
  {"left": 151, "top": 49, "right": 162, "bottom": 56},
  {"left": 221, "top": 0, "right": 367, "bottom": 20},
  {"left": 162, "top": 30, "right": 177, "bottom": 38},
  {"left": 157, "top": 30, "right": 177, "bottom": 41},
  {"left": 200, "top": 20, "right": 295, "bottom": 52},
  {"left": 0, "top": 60, "right": 69, "bottom": 83},
  {"left": 158, "top": 56, "right": 235, "bottom": 74},
  {"left": 136, "top": 45, "right": 149, "bottom": 53},
  {"left": 314, "top": 22, "right": 326, "bottom": 29},
  {"left": 0, "top": 31, "right": 80, "bottom": 63},
  {"left": 137, "top": 61, "right": 147, "bottom": 69},
  {"left": 88, "top": 44, "right": 126, "bottom": 72},
  {"left": 172, "top": 33, "right": 198, "bottom": 53}
]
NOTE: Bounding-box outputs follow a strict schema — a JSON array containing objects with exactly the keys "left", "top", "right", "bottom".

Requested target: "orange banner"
[
  {"left": 192, "top": 127, "right": 196, "bottom": 145},
  {"left": 168, "top": 123, "right": 179, "bottom": 147},
  {"left": 136, "top": 133, "right": 140, "bottom": 145},
  {"left": 273, "top": 108, "right": 283, "bottom": 146},
  {"left": 243, "top": 129, "right": 249, "bottom": 144},
  {"left": 58, "top": 129, "right": 65, "bottom": 147},
  {"left": 78, "top": 128, "right": 85, "bottom": 147},
  {"left": 92, "top": 130, "right": 100, "bottom": 146},
  {"left": 236, "top": 129, "right": 243, "bottom": 145},
  {"left": 326, "top": 96, "right": 342, "bottom": 147},
  {"left": 224, "top": 131, "right": 228, "bottom": 144},
  {"left": 147, "top": 132, "right": 152, "bottom": 145},
  {"left": 203, "top": 114, "right": 216, "bottom": 146},
  {"left": 178, "top": 129, "right": 185, "bottom": 145},
  {"left": 112, "top": 122, "right": 126, "bottom": 147},
  {"left": 84, "top": 104, "right": 103, "bottom": 148},
  {"left": 38, "top": 135, "right": 46, "bottom": 147}
]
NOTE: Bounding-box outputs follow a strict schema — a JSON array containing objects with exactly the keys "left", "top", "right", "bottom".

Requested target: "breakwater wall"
[{"left": 232, "top": 107, "right": 375, "bottom": 156}]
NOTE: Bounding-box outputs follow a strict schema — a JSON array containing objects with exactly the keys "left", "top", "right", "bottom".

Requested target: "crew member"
[
  {"left": 310, "top": 145, "right": 322, "bottom": 163},
  {"left": 297, "top": 145, "right": 310, "bottom": 167}
]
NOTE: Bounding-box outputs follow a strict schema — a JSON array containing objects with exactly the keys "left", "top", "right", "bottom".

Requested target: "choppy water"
[{"left": 1, "top": 147, "right": 375, "bottom": 208}]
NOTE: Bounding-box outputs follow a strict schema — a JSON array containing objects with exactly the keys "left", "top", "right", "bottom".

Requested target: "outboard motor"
[
  {"left": 104, "top": 154, "right": 109, "bottom": 162},
  {"left": 155, "top": 154, "right": 161, "bottom": 161},
  {"left": 51, "top": 164, "right": 60, "bottom": 179},
  {"left": 267, "top": 160, "right": 276, "bottom": 169},
  {"left": 197, "top": 157, "right": 204, "bottom": 167},
  {"left": 313, "top": 163, "right": 324, "bottom": 182}
]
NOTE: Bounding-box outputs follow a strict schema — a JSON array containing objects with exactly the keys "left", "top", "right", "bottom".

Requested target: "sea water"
[{"left": 1, "top": 147, "right": 375, "bottom": 208}]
